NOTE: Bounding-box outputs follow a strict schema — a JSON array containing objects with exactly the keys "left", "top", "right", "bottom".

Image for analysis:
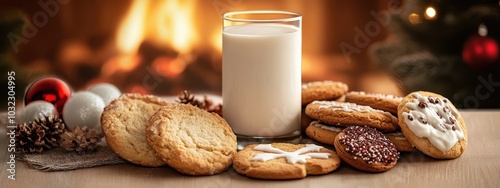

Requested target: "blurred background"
[{"left": 1, "top": 0, "right": 499, "bottom": 109}]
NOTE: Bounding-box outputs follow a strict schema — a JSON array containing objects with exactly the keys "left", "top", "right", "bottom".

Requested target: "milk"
[{"left": 223, "top": 23, "right": 301, "bottom": 137}]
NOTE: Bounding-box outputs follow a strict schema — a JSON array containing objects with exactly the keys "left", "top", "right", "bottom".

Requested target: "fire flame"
[
  {"left": 116, "top": 0, "right": 198, "bottom": 54},
  {"left": 153, "top": 0, "right": 198, "bottom": 54},
  {"left": 106, "top": 0, "right": 218, "bottom": 80},
  {"left": 115, "top": 0, "right": 147, "bottom": 54}
]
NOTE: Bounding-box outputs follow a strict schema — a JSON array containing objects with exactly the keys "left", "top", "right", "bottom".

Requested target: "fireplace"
[{"left": 0, "top": 0, "right": 402, "bottom": 97}]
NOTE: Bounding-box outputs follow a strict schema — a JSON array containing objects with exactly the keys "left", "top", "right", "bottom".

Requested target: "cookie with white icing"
[
  {"left": 345, "top": 91, "right": 402, "bottom": 114},
  {"left": 301, "top": 80, "right": 348, "bottom": 105},
  {"left": 398, "top": 91, "right": 467, "bottom": 159},
  {"left": 305, "top": 101, "right": 398, "bottom": 132},
  {"left": 233, "top": 143, "right": 341, "bottom": 179},
  {"left": 305, "top": 121, "right": 344, "bottom": 145},
  {"left": 334, "top": 126, "right": 400, "bottom": 172}
]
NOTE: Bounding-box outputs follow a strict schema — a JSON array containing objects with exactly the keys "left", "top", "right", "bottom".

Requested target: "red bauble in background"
[
  {"left": 462, "top": 34, "right": 499, "bottom": 69},
  {"left": 24, "top": 77, "right": 72, "bottom": 114}
]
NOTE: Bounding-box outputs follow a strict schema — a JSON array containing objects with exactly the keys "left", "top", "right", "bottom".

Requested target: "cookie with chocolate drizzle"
[{"left": 398, "top": 91, "right": 468, "bottom": 159}]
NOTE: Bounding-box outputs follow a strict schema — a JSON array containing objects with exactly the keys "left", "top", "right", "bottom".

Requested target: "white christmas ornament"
[
  {"left": 63, "top": 91, "right": 105, "bottom": 131},
  {"left": 88, "top": 83, "right": 121, "bottom": 105},
  {"left": 20, "top": 101, "right": 58, "bottom": 123}
]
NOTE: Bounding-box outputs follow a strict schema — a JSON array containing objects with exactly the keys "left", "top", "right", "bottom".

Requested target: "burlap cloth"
[
  {"left": 1, "top": 113, "right": 127, "bottom": 172},
  {"left": 20, "top": 146, "right": 127, "bottom": 171}
]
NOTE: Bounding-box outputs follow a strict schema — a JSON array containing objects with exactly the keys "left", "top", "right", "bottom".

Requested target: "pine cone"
[
  {"left": 202, "top": 95, "right": 223, "bottom": 116},
  {"left": 177, "top": 90, "right": 223, "bottom": 116},
  {"left": 177, "top": 90, "right": 203, "bottom": 107},
  {"left": 60, "top": 126, "right": 101, "bottom": 154},
  {"left": 15, "top": 115, "right": 66, "bottom": 154}
]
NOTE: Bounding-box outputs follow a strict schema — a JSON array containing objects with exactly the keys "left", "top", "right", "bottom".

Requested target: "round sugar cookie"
[
  {"left": 398, "top": 91, "right": 467, "bottom": 159},
  {"left": 146, "top": 103, "right": 237, "bottom": 175},
  {"left": 302, "top": 80, "right": 348, "bottom": 105},
  {"left": 101, "top": 93, "right": 169, "bottom": 167},
  {"left": 233, "top": 143, "right": 341, "bottom": 179},
  {"left": 305, "top": 101, "right": 398, "bottom": 132},
  {"left": 345, "top": 91, "right": 402, "bottom": 114},
  {"left": 334, "top": 126, "right": 400, "bottom": 173}
]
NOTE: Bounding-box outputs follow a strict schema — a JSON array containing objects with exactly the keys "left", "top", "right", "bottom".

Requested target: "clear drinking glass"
[{"left": 222, "top": 10, "right": 302, "bottom": 149}]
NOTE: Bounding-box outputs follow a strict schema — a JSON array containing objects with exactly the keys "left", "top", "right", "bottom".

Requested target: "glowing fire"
[
  {"left": 211, "top": 30, "right": 223, "bottom": 53},
  {"left": 116, "top": 0, "right": 199, "bottom": 54},
  {"left": 151, "top": 0, "right": 198, "bottom": 54},
  {"left": 115, "top": 0, "right": 147, "bottom": 54},
  {"left": 104, "top": 0, "right": 223, "bottom": 80}
]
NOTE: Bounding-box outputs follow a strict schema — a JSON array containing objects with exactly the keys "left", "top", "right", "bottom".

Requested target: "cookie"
[
  {"left": 301, "top": 95, "right": 345, "bottom": 131},
  {"left": 335, "top": 95, "right": 346, "bottom": 102},
  {"left": 233, "top": 143, "right": 340, "bottom": 179},
  {"left": 306, "top": 121, "right": 415, "bottom": 152},
  {"left": 305, "top": 121, "right": 343, "bottom": 146},
  {"left": 345, "top": 91, "right": 402, "bottom": 114},
  {"left": 301, "top": 109, "right": 314, "bottom": 132},
  {"left": 305, "top": 101, "right": 398, "bottom": 132},
  {"left": 385, "top": 132, "right": 416, "bottom": 152},
  {"left": 334, "top": 126, "right": 400, "bottom": 173},
  {"left": 398, "top": 91, "right": 467, "bottom": 159},
  {"left": 146, "top": 103, "right": 237, "bottom": 175},
  {"left": 101, "top": 93, "right": 169, "bottom": 167},
  {"left": 302, "top": 80, "right": 348, "bottom": 105}
]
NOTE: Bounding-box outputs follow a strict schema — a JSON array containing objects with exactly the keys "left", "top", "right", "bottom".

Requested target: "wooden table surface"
[{"left": 1, "top": 110, "right": 500, "bottom": 188}]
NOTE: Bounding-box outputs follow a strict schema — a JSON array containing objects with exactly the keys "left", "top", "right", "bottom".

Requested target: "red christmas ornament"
[
  {"left": 24, "top": 77, "right": 72, "bottom": 114},
  {"left": 462, "top": 24, "right": 499, "bottom": 69}
]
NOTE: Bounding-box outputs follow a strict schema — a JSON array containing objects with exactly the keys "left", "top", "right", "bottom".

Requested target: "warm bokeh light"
[
  {"left": 424, "top": 6, "right": 437, "bottom": 20},
  {"left": 101, "top": 54, "right": 142, "bottom": 76},
  {"left": 152, "top": 56, "right": 187, "bottom": 78},
  {"left": 408, "top": 13, "right": 422, "bottom": 24},
  {"left": 478, "top": 24, "right": 488, "bottom": 37},
  {"left": 212, "top": 30, "right": 223, "bottom": 54}
]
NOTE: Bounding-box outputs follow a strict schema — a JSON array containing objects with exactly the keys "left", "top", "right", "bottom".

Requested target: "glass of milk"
[{"left": 222, "top": 11, "right": 302, "bottom": 149}]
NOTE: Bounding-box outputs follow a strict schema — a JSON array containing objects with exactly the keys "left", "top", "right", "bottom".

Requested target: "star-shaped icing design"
[{"left": 252, "top": 144, "right": 331, "bottom": 164}]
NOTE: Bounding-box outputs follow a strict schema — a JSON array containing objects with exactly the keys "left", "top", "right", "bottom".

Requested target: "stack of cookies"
[
  {"left": 301, "top": 80, "right": 468, "bottom": 173},
  {"left": 101, "top": 93, "right": 237, "bottom": 175},
  {"left": 302, "top": 81, "right": 411, "bottom": 151}
]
